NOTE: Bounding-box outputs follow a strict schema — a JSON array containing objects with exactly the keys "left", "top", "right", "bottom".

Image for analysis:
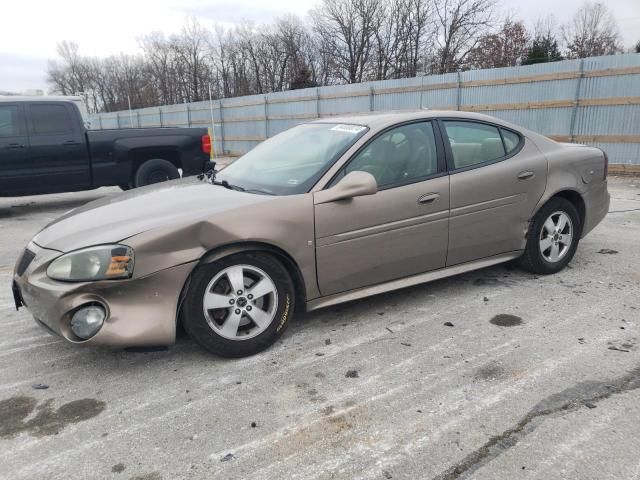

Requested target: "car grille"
[{"left": 16, "top": 249, "right": 36, "bottom": 276}]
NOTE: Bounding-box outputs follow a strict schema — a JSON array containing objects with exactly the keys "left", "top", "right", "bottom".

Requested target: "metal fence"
[{"left": 89, "top": 53, "right": 640, "bottom": 165}]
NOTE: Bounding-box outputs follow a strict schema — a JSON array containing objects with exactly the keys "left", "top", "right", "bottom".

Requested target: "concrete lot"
[{"left": 0, "top": 178, "right": 639, "bottom": 480}]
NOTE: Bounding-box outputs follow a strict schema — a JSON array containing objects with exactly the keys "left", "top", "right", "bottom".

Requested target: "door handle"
[
  {"left": 518, "top": 171, "right": 535, "bottom": 180},
  {"left": 418, "top": 193, "right": 440, "bottom": 204},
  {"left": 5, "top": 143, "right": 26, "bottom": 149},
  {"left": 63, "top": 141, "right": 80, "bottom": 146}
]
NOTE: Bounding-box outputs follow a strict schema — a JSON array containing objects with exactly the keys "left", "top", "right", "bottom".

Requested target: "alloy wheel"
[
  {"left": 539, "top": 211, "right": 573, "bottom": 263},
  {"left": 202, "top": 264, "right": 278, "bottom": 340}
]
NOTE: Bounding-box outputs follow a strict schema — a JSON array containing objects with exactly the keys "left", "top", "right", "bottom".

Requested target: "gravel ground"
[{"left": 0, "top": 177, "right": 639, "bottom": 480}]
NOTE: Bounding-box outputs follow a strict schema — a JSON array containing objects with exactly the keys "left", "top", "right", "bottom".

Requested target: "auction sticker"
[{"left": 330, "top": 124, "right": 367, "bottom": 134}]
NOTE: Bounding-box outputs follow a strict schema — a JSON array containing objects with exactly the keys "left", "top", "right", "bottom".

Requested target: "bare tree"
[
  {"left": 561, "top": 2, "right": 622, "bottom": 58},
  {"left": 431, "top": 0, "right": 498, "bottom": 73},
  {"left": 312, "top": 0, "right": 383, "bottom": 83}
]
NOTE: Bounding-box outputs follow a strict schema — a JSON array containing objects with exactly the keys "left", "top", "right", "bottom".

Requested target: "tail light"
[
  {"left": 602, "top": 150, "right": 608, "bottom": 180},
  {"left": 201, "top": 134, "right": 211, "bottom": 154}
]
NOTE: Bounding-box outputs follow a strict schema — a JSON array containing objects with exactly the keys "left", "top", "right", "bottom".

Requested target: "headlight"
[{"left": 47, "top": 245, "right": 134, "bottom": 281}]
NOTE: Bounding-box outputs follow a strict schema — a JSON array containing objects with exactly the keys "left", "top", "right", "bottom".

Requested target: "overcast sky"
[{"left": 1, "top": 0, "right": 639, "bottom": 92}]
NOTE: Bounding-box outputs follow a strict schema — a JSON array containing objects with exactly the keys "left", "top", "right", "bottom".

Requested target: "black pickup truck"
[{"left": 0, "top": 97, "right": 212, "bottom": 196}]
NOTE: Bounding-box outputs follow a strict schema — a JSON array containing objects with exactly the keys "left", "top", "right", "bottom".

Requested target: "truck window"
[
  {"left": 30, "top": 104, "right": 73, "bottom": 135},
  {"left": 0, "top": 105, "right": 20, "bottom": 137}
]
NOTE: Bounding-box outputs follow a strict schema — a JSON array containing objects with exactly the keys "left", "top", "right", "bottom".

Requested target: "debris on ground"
[
  {"left": 31, "top": 384, "right": 49, "bottom": 390},
  {"left": 608, "top": 346, "right": 630, "bottom": 352},
  {"left": 345, "top": 370, "right": 359, "bottom": 378},
  {"left": 444, "top": 322, "right": 454, "bottom": 327},
  {"left": 220, "top": 453, "right": 234, "bottom": 462}
]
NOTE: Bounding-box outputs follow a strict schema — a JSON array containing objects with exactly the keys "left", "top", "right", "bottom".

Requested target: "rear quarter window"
[{"left": 501, "top": 129, "right": 521, "bottom": 153}]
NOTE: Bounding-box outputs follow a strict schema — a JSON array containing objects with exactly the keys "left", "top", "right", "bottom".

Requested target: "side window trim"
[
  {"left": 436, "top": 118, "right": 524, "bottom": 174},
  {"left": 325, "top": 119, "right": 447, "bottom": 191}
]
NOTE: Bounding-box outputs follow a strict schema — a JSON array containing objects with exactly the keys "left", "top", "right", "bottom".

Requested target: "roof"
[
  {"left": 0, "top": 95, "right": 82, "bottom": 103},
  {"left": 310, "top": 109, "right": 552, "bottom": 145}
]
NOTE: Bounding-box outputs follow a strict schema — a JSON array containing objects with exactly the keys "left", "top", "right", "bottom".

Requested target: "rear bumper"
[
  {"left": 581, "top": 180, "right": 610, "bottom": 238},
  {"left": 13, "top": 243, "right": 196, "bottom": 348}
]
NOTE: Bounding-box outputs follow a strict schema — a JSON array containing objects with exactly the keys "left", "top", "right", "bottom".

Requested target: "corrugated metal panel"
[{"left": 90, "top": 53, "right": 640, "bottom": 163}]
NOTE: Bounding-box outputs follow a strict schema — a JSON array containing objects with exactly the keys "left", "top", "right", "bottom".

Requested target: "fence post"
[
  {"left": 369, "top": 86, "right": 375, "bottom": 112},
  {"left": 316, "top": 87, "right": 320, "bottom": 118},
  {"left": 456, "top": 72, "right": 462, "bottom": 111},
  {"left": 98, "top": 116, "right": 103, "bottom": 130},
  {"left": 159, "top": 107, "right": 163, "bottom": 127},
  {"left": 419, "top": 75, "right": 425, "bottom": 109},
  {"left": 116, "top": 113, "right": 121, "bottom": 128},
  {"left": 136, "top": 111, "right": 141, "bottom": 128},
  {"left": 186, "top": 103, "right": 192, "bottom": 127},
  {"left": 569, "top": 59, "right": 585, "bottom": 143},
  {"left": 219, "top": 101, "right": 226, "bottom": 155},
  {"left": 263, "top": 95, "right": 269, "bottom": 140}
]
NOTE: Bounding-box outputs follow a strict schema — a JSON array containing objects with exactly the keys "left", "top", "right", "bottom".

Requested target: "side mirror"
[{"left": 315, "top": 171, "right": 377, "bottom": 204}]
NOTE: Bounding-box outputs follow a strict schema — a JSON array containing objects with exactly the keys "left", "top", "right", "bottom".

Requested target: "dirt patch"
[
  {"left": 474, "top": 362, "right": 506, "bottom": 381},
  {"left": 129, "top": 473, "right": 162, "bottom": 480},
  {"left": 0, "top": 395, "right": 106, "bottom": 438},
  {"left": 490, "top": 314, "right": 523, "bottom": 327}
]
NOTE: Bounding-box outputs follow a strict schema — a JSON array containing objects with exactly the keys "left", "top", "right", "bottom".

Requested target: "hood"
[{"left": 33, "top": 178, "right": 275, "bottom": 252}]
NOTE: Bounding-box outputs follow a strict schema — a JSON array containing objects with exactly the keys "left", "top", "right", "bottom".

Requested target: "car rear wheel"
[
  {"left": 134, "top": 159, "right": 180, "bottom": 187},
  {"left": 182, "top": 253, "right": 295, "bottom": 357},
  {"left": 518, "top": 197, "right": 581, "bottom": 274}
]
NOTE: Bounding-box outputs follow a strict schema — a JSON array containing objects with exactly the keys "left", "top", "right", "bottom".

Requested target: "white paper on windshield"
[{"left": 330, "top": 124, "right": 367, "bottom": 134}]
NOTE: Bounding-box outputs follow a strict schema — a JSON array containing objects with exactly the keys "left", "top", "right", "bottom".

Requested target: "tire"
[
  {"left": 182, "top": 252, "right": 295, "bottom": 357},
  {"left": 518, "top": 197, "right": 581, "bottom": 275},
  {"left": 134, "top": 159, "right": 180, "bottom": 187}
]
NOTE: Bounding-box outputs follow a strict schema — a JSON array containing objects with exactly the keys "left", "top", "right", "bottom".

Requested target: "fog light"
[{"left": 70, "top": 305, "right": 106, "bottom": 340}]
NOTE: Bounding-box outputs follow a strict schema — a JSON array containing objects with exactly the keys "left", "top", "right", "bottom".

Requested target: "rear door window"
[
  {"left": 29, "top": 104, "right": 73, "bottom": 135},
  {"left": 443, "top": 121, "right": 506, "bottom": 169},
  {"left": 0, "top": 105, "right": 21, "bottom": 137}
]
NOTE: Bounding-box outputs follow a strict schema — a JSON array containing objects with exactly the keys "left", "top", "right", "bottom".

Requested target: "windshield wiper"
[
  {"left": 198, "top": 166, "right": 245, "bottom": 192},
  {"left": 198, "top": 165, "right": 274, "bottom": 195},
  {"left": 243, "top": 188, "right": 275, "bottom": 195}
]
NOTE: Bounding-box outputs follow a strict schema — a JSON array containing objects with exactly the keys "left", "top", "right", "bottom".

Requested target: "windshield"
[{"left": 217, "top": 123, "right": 368, "bottom": 195}]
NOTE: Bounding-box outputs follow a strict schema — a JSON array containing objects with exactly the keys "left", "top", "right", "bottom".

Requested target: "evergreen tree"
[{"left": 522, "top": 37, "right": 563, "bottom": 65}]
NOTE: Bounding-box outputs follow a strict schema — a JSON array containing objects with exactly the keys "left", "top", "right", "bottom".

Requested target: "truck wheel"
[{"left": 134, "top": 159, "right": 180, "bottom": 187}]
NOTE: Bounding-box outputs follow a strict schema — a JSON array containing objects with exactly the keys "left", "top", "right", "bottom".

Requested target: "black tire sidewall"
[
  {"left": 522, "top": 198, "right": 581, "bottom": 274},
  {"left": 182, "top": 253, "right": 295, "bottom": 357},
  {"left": 134, "top": 159, "right": 180, "bottom": 187}
]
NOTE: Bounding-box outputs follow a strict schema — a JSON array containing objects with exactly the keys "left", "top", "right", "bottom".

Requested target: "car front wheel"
[
  {"left": 182, "top": 253, "right": 295, "bottom": 357},
  {"left": 518, "top": 197, "right": 581, "bottom": 275}
]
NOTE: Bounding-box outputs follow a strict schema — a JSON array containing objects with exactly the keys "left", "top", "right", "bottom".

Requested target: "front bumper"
[{"left": 13, "top": 242, "right": 196, "bottom": 348}]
